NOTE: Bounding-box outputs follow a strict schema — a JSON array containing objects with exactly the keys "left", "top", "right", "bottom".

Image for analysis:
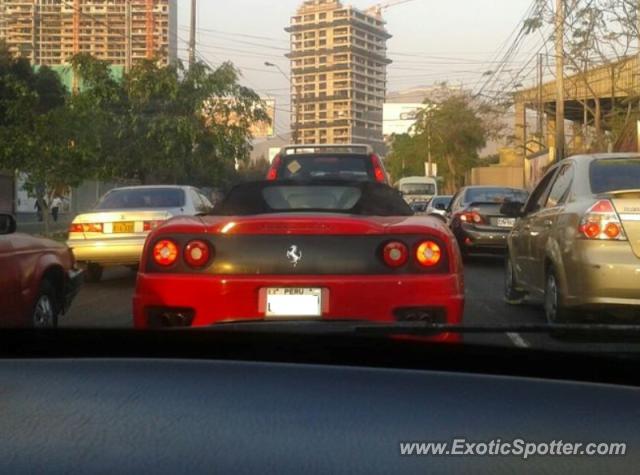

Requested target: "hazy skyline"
[{"left": 175, "top": 0, "right": 538, "bottom": 132}]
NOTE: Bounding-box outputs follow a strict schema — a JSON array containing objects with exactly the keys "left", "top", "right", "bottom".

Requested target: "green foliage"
[
  {"left": 387, "top": 94, "right": 487, "bottom": 192},
  {"left": 0, "top": 44, "right": 268, "bottom": 202}
]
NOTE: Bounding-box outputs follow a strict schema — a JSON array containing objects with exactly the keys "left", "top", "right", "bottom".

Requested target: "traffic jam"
[{"left": 2, "top": 145, "right": 640, "bottom": 337}]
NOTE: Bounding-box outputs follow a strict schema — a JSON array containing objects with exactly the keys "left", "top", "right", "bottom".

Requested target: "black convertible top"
[{"left": 214, "top": 180, "right": 414, "bottom": 217}]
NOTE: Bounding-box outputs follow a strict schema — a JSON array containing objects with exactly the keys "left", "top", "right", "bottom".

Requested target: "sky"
[{"left": 175, "top": 0, "right": 540, "bottom": 133}]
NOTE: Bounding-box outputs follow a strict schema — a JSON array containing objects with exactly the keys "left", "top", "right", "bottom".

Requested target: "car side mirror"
[
  {"left": 435, "top": 203, "right": 446, "bottom": 210},
  {"left": 500, "top": 201, "right": 525, "bottom": 218},
  {"left": 0, "top": 214, "right": 17, "bottom": 235}
]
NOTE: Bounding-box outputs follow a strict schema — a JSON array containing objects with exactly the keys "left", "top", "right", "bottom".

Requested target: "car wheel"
[
  {"left": 504, "top": 255, "right": 525, "bottom": 304},
  {"left": 544, "top": 269, "right": 572, "bottom": 323},
  {"left": 32, "top": 280, "right": 59, "bottom": 328},
  {"left": 85, "top": 263, "right": 103, "bottom": 283}
]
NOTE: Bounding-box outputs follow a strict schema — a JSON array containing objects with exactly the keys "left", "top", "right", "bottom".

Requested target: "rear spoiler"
[
  {"left": 598, "top": 189, "right": 640, "bottom": 199},
  {"left": 467, "top": 201, "right": 506, "bottom": 208}
]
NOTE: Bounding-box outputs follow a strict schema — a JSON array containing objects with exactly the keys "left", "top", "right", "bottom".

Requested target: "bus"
[{"left": 395, "top": 176, "right": 438, "bottom": 204}]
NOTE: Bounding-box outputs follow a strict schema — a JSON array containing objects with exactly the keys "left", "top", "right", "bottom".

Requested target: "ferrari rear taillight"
[
  {"left": 371, "top": 154, "right": 386, "bottom": 183},
  {"left": 69, "top": 223, "right": 103, "bottom": 233},
  {"left": 144, "top": 220, "right": 166, "bottom": 232},
  {"left": 416, "top": 240, "right": 442, "bottom": 267},
  {"left": 579, "top": 199, "right": 627, "bottom": 241},
  {"left": 460, "top": 211, "right": 485, "bottom": 225},
  {"left": 153, "top": 240, "right": 179, "bottom": 266},
  {"left": 382, "top": 241, "right": 409, "bottom": 268},
  {"left": 184, "top": 240, "right": 212, "bottom": 268},
  {"left": 266, "top": 154, "right": 281, "bottom": 180}
]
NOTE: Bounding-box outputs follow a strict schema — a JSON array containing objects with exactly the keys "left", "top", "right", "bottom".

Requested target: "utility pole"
[
  {"left": 264, "top": 62, "right": 297, "bottom": 143},
  {"left": 189, "top": 0, "right": 197, "bottom": 67},
  {"left": 554, "top": 0, "right": 565, "bottom": 161},
  {"left": 125, "top": 0, "right": 132, "bottom": 73},
  {"left": 426, "top": 110, "right": 433, "bottom": 177},
  {"left": 537, "top": 52, "right": 544, "bottom": 144}
]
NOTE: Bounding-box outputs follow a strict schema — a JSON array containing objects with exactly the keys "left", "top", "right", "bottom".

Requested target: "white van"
[{"left": 396, "top": 176, "right": 438, "bottom": 204}]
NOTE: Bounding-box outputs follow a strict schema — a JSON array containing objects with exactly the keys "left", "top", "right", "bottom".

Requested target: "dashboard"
[{"left": 0, "top": 330, "right": 638, "bottom": 473}]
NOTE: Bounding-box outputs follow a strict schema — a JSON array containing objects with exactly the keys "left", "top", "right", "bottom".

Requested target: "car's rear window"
[
  {"left": 96, "top": 188, "right": 185, "bottom": 210},
  {"left": 464, "top": 188, "right": 528, "bottom": 204},
  {"left": 400, "top": 183, "right": 436, "bottom": 195},
  {"left": 431, "top": 196, "right": 451, "bottom": 206},
  {"left": 279, "top": 155, "right": 372, "bottom": 181},
  {"left": 590, "top": 158, "right": 640, "bottom": 194}
]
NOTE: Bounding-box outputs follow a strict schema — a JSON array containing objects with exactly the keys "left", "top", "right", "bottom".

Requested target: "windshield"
[
  {"left": 96, "top": 188, "right": 186, "bottom": 210},
  {"left": 3, "top": 0, "right": 640, "bottom": 362},
  {"left": 590, "top": 158, "right": 640, "bottom": 194},
  {"left": 400, "top": 183, "right": 436, "bottom": 195},
  {"left": 464, "top": 188, "right": 528, "bottom": 204},
  {"left": 217, "top": 181, "right": 413, "bottom": 216}
]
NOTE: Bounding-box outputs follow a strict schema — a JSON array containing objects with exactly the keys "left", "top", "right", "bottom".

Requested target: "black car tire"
[
  {"left": 504, "top": 254, "right": 525, "bottom": 304},
  {"left": 31, "top": 279, "right": 59, "bottom": 328},
  {"left": 85, "top": 263, "right": 103, "bottom": 283}
]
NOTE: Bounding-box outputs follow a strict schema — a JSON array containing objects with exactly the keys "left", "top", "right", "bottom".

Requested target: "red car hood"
[{"left": 155, "top": 214, "right": 451, "bottom": 239}]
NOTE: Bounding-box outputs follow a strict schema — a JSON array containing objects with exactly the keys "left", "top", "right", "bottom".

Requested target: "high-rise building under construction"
[
  {"left": 286, "top": 0, "right": 391, "bottom": 154},
  {"left": 0, "top": 0, "right": 177, "bottom": 68}
]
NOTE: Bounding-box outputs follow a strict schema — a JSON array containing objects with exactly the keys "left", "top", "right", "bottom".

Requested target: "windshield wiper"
[{"left": 190, "top": 320, "right": 640, "bottom": 339}]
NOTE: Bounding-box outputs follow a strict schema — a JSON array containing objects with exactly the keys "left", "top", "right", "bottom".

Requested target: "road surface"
[{"left": 62, "top": 257, "right": 640, "bottom": 352}]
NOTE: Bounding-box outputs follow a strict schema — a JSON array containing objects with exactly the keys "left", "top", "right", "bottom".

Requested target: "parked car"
[
  {"left": 133, "top": 180, "right": 464, "bottom": 341},
  {"left": 0, "top": 213, "right": 82, "bottom": 327},
  {"left": 426, "top": 195, "right": 453, "bottom": 221},
  {"left": 266, "top": 144, "right": 389, "bottom": 184},
  {"left": 67, "top": 186, "right": 214, "bottom": 282},
  {"left": 504, "top": 153, "right": 640, "bottom": 322},
  {"left": 446, "top": 186, "right": 529, "bottom": 256}
]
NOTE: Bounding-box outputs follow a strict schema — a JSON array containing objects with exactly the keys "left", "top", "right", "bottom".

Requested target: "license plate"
[
  {"left": 113, "top": 222, "right": 135, "bottom": 233},
  {"left": 266, "top": 288, "right": 322, "bottom": 318},
  {"left": 496, "top": 217, "right": 516, "bottom": 228}
]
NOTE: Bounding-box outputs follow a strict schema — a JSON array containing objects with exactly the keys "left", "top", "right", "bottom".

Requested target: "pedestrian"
[
  {"left": 34, "top": 198, "right": 45, "bottom": 222},
  {"left": 51, "top": 196, "right": 62, "bottom": 222}
]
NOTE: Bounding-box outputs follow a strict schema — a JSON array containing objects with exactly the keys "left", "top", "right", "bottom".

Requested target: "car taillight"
[
  {"left": 153, "top": 240, "right": 179, "bottom": 266},
  {"left": 69, "top": 223, "right": 102, "bottom": 233},
  {"left": 144, "top": 220, "right": 166, "bottom": 232},
  {"left": 184, "top": 240, "right": 212, "bottom": 268},
  {"left": 382, "top": 241, "right": 409, "bottom": 268},
  {"left": 416, "top": 240, "right": 442, "bottom": 267},
  {"left": 266, "top": 154, "right": 281, "bottom": 180},
  {"left": 460, "top": 211, "right": 485, "bottom": 225},
  {"left": 579, "top": 199, "right": 627, "bottom": 241},
  {"left": 371, "top": 154, "right": 386, "bottom": 183}
]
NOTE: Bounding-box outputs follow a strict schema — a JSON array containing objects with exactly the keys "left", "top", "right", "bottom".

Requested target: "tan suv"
[{"left": 504, "top": 154, "right": 640, "bottom": 322}]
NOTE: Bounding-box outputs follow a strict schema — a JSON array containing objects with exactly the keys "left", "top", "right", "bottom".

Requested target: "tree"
[
  {"left": 0, "top": 42, "right": 93, "bottom": 234},
  {"left": 387, "top": 94, "right": 487, "bottom": 192},
  {"left": 71, "top": 55, "right": 269, "bottom": 187}
]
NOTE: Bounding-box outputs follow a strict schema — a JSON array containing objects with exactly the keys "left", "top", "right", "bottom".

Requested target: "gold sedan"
[
  {"left": 67, "top": 186, "right": 213, "bottom": 282},
  {"left": 504, "top": 154, "right": 640, "bottom": 322}
]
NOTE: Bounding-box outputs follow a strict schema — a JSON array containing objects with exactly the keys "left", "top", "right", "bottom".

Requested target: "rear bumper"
[
  {"left": 67, "top": 237, "right": 146, "bottom": 266},
  {"left": 133, "top": 274, "right": 464, "bottom": 340},
  {"left": 564, "top": 240, "right": 640, "bottom": 309},
  {"left": 456, "top": 225, "right": 510, "bottom": 251},
  {"left": 64, "top": 269, "right": 84, "bottom": 313}
]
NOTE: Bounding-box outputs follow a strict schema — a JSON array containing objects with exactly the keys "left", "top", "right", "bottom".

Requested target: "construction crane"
[{"left": 366, "top": 0, "right": 417, "bottom": 17}]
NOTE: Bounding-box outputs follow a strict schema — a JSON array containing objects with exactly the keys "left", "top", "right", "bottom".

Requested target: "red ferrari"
[{"left": 133, "top": 181, "right": 464, "bottom": 340}]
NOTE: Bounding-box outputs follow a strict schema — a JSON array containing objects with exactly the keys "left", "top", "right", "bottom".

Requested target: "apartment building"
[
  {"left": 0, "top": 0, "right": 177, "bottom": 67},
  {"left": 285, "top": 0, "right": 391, "bottom": 153}
]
